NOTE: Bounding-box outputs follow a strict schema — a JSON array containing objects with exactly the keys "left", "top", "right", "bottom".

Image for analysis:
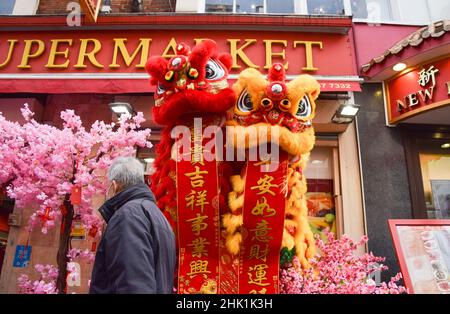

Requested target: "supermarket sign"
[
  {"left": 385, "top": 57, "right": 450, "bottom": 124},
  {"left": 0, "top": 29, "right": 360, "bottom": 93}
]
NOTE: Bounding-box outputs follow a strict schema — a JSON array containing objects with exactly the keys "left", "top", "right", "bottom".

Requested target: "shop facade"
[
  {"left": 354, "top": 20, "right": 450, "bottom": 281},
  {"left": 0, "top": 10, "right": 368, "bottom": 292}
]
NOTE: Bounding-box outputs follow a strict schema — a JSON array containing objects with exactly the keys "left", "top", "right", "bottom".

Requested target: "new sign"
[{"left": 386, "top": 57, "right": 450, "bottom": 125}]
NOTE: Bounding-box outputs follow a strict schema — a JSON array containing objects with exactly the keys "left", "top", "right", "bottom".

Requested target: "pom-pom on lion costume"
[{"left": 224, "top": 63, "right": 320, "bottom": 277}]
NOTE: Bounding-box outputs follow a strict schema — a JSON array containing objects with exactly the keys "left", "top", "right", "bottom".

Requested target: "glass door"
[
  {"left": 418, "top": 139, "right": 450, "bottom": 219},
  {"left": 304, "top": 137, "right": 342, "bottom": 239},
  {"left": 403, "top": 125, "right": 450, "bottom": 219}
]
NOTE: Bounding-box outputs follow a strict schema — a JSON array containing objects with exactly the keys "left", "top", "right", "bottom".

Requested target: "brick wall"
[
  {"left": 37, "top": 0, "right": 77, "bottom": 14},
  {"left": 37, "top": 0, "right": 176, "bottom": 14}
]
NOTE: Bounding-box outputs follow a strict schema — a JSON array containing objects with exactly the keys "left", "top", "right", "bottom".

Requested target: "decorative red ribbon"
[
  {"left": 175, "top": 117, "right": 221, "bottom": 294},
  {"left": 239, "top": 152, "right": 288, "bottom": 294}
]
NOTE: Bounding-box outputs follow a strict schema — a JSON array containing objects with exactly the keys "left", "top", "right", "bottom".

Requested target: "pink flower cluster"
[
  {"left": 17, "top": 264, "right": 59, "bottom": 294},
  {"left": 280, "top": 231, "right": 408, "bottom": 294},
  {"left": 0, "top": 104, "right": 152, "bottom": 234},
  {"left": 67, "top": 248, "right": 95, "bottom": 264}
]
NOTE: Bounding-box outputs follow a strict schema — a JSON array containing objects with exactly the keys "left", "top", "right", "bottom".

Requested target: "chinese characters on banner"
[
  {"left": 240, "top": 153, "right": 288, "bottom": 294},
  {"left": 176, "top": 118, "right": 220, "bottom": 294}
]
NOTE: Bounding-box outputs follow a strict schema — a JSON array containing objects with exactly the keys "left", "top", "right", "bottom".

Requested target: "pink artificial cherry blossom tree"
[
  {"left": 280, "top": 230, "right": 407, "bottom": 294},
  {"left": 0, "top": 104, "right": 151, "bottom": 293}
]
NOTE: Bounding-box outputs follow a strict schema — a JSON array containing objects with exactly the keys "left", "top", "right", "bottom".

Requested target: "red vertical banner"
[
  {"left": 239, "top": 153, "right": 288, "bottom": 294},
  {"left": 175, "top": 119, "right": 221, "bottom": 294}
]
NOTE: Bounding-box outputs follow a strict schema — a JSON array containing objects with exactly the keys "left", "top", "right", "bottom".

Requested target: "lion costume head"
[
  {"left": 145, "top": 39, "right": 235, "bottom": 125},
  {"left": 224, "top": 63, "right": 320, "bottom": 267}
]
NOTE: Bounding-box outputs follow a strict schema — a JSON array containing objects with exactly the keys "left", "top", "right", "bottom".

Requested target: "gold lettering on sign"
[
  {"left": 110, "top": 38, "right": 151, "bottom": 69},
  {"left": 18, "top": 40, "right": 45, "bottom": 69},
  {"left": 446, "top": 81, "right": 450, "bottom": 96},
  {"left": 227, "top": 39, "right": 259, "bottom": 69},
  {"left": 293, "top": 41, "right": 323, "bottom": 72},
  {"left": 161, "top": 37, "right": 178, "bottom": 59},
  {"left": 74, "top": 39, "right": 103, "bottom": 69},
  {"left": 263, "top": 40, "right": 288, "bottom": 70},
  {"left": 45, "top": 39, "right": 73, "bottom": 69},
  {"left": 0, "top": 39, "right": 17, "bottom": 69}
]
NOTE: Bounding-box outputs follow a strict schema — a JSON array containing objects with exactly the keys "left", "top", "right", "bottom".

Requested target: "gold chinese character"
[
  {"left": 191, "top": 143, "right": 204, "bottom": 164},
  {"left": 185, "top": 190, "right": 196, "bottom": 211},
  {"left": 195, "top": 190, "right": 209, "bottom": 212},
  {"left": 251, "top": 197, "right": 276, "bottom": 217},
  {"left": 418, "top": 65, "right": 439, "bottom": 87},
  {"left": 250, "top": 175, "right": 277, "bottom": 196},
  {"left": 187, "top": 260, "right": 211, "bottom": 278},
  {"left": 187, "top": 213, "right": 208, "bottom": 236},
  {"left": 249, "top": 288, "right": 267, "bottom": 294},
  {"left": 254, "top": 158, "right": 273, "bottom": 172},
  {"left": 248, "top": 264, "right": 270, "bottom": 286},
  {"left": 248, "top": 244, "right": 270, "bottom": 261},
  {"left": 185, "top": 166, "right": 208, "bottom": 188},
  {"left": 188, "top": 237, "right": 210, "bottom": 258},
  {"left": 184, "top": 190, "right": 209, "bottom": 212},
  {"left": 251, "top": 220, "right": 273, "bottom": 243}
]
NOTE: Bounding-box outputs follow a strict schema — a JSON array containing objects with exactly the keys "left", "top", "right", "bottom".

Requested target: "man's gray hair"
[{"left": 108, "top": 156, "right": 145, "bottom": 188}]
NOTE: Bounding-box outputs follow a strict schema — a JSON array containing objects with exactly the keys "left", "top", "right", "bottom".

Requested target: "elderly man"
[{"left": 90, "top": 156, "right": 176, "bottom": 294}]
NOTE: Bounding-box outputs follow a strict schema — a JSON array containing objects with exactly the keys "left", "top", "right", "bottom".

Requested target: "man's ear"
[{"left": 112, "top": 180, "right": 119, "bottom": 194}]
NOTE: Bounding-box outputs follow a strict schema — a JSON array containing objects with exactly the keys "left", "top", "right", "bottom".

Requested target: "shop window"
[
  {"left": 403, "top": 126, "right": 450, "bottom": 219},
  {"left": 418, "top": 140, "right": 450, "bottom": 219},
  {"left": 0, "top": 0, "right": 15, "bottom": 14},
  {"left": 350, "top": 0, "right": 392, "bottom": 20},
  {"left": 390, "top": 0, "right": 430, "bottom": 24},
  {"left": 427, "top": 0, "right": 450, "bottom": 22},
  {"left": 307, "top": 0, "right": 345, "bottom": 15},
  {"left": 266, "top": 0, "right": 295, "bottom": 14},
  {"left": 352, "top": 0, "right": 438, "bottom": 24},
  {"left": 205, "top": 0, "right": 234, "bottom": 12},
  {"left": 304, "top": 141, "right": 342, "bottom": 239},
  {"left": 236, "top": 0, "right": 264, "bottom": 13}
]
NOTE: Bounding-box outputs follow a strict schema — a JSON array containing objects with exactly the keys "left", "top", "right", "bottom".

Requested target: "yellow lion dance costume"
[{"left": 224, "top": 63, "right": 320, "bottom": 270}]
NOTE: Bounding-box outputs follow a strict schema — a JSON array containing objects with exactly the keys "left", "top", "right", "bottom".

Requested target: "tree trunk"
[{"left": 56, "top": 196, "right": 74, "bottom": 294}]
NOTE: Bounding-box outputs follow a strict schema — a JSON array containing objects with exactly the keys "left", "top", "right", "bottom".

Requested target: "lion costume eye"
[
  {"left": 205, "top": 59, "right": 225, "bottom": 80},
  {"left": 237, "top": 90, "right": 254, "bottom": 113},
  {"left": 295, "top": 95, "right": 312, "bottom": 119},
  {"left": 157, "top": 83, "right": 166, "bottom": 95}
]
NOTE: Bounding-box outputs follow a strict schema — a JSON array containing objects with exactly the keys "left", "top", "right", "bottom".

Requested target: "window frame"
[{"left": 0, "top": 0, "right": 16, "bottom": 15}]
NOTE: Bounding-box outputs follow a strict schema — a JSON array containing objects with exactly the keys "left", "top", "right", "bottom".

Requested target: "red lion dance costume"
[
  {"left": 146, "top": 40, "right": 320, "bottom": 294},
  {"left": 146, "top": 40, "right": 235, "bottom": 293}
]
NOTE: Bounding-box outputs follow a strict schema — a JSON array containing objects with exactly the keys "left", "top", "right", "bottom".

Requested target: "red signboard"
[
  {"left": 0, "top": 29, "right": 359, "bottom": 93},
  {"left": 386, "top": 57, "right": 450, "bottom": 124}
]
